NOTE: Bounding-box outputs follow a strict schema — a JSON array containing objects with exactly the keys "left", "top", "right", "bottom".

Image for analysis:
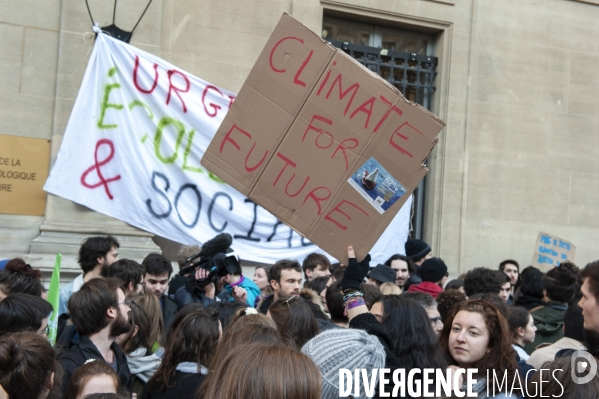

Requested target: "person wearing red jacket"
[{"left": 407, "top": 258, "right": 448, "bottom": 299}]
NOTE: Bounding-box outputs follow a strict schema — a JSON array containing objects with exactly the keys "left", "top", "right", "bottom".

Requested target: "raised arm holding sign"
[{"left": 202, "top": 13, "right": 445, "bottom": 262}]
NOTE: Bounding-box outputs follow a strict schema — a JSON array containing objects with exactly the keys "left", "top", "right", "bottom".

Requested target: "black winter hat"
[
  {"left": 405, "top": 238, "right": 431, "bottom": 262},
  {"left": 419, "top": 258, "right": 448, "bottom": 283},
  {"left": 367, "top": 264, "right": 396, "bottom": 284}
]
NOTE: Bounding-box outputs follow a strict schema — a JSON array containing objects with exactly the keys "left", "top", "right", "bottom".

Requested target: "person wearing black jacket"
[
  {"left": 141, "top": 253, "right": 178, "bottom": 335},
  {"left": 58, "top": 278, "right": 133, "bottom": 395},
  {"left": 257, "top": 259, "right": 303, "bottom": 314},
  {"left": 339, "top": 247, "right": 446, "bottom": 398},
  {"left": 144, "top": 308, "right": 221, "bottom": 399},
  {"left": 174, "top": 266, "right": 247, "bottom": 309},
  {"left": 513, "top": 267, "right": 545, "bottom": 310},
  {"left": 338, "top": 248, "right": 406, "bottom": 397}
]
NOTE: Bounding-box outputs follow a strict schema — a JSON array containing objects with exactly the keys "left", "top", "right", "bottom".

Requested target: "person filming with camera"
[{"left": 174, "top": 234, "right": 253, "bottom": 309}]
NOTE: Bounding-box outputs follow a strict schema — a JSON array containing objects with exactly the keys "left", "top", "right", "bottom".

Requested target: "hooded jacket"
[
  {"left": 300, "top": 287, "right": 339, "bottom": 331},
  {"left": 513, "top": 293, "right": 545, "bottom": 311},
  {"left": 401, "top": 274, "right": 422, "bottom": 292},
  {"left": 407, "top": 281, "right": 443, "bottom": 298},
  {"left": 299, "top": 287, "right": 325, "bottom": 311},
  {"left": 223, "top": 275, "right": 261, "bottom": 307},
  {"left": 524, "top": 301, "right": 567, "bottom": 353}
]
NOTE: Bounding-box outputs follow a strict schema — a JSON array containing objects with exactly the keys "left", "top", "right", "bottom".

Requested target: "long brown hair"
[
  {"left": 439, "top": 299, "right": 519, "bottom": 391},
  {"left": 208, "top": 308, "right": 280, "bottom": 370},
  {"left": 210, "top": 322, "right": 283, "bottom": 369},
  {"left": 198, "top": 343, "right": 321, "bottom": 399},
  {"left": 228, "top": 307, "right": 277, "bottom": 331},
  {"left": 268, "top": 296, "right": 319, "bottom": 349},
  {"left": 64, "top": 360, "right": 120, "bottom": 399},
  {"left": 122, "top": 291, "right": 163, "bottom": 353},
  {"left": 165, "top": 303, "right": 204, "bottom": 341},
  {"left": 148, "top": 308, "right": 220, "bottom": 392}
]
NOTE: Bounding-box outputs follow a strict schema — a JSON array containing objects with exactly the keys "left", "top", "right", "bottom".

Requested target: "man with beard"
[
  {"left": 58, "top": 277, "right": 133, "bottom": 393},
  {"left": 499, "top": 259, "right": 519, "bottom": 305},
  {"left": 258, "top": 259, "right": 302, "bottom": 314},
  {"left": 58, "top": 236, "right": 120, "bottom": 316},
  {"left": 384, "top": 254, "right": 418, "bottom": 289}
]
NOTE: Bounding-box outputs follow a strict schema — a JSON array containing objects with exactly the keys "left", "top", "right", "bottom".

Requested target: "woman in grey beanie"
[{"left": 302, "top": 329, "right": 386, "bottom": 399}]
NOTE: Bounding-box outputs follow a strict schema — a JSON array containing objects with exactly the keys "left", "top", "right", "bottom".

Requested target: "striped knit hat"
[{"left": 301, "top": 328, "right": 386, "bottom": 399}]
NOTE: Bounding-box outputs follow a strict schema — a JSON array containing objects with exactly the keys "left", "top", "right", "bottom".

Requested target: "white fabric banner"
[{"left": 44, "top": 28, "right": 411, "bottom": 264}]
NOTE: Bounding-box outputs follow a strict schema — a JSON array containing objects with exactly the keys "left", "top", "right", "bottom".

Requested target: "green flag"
[{"left": 47, "top": 253, "right": 61, "bottom": 346}]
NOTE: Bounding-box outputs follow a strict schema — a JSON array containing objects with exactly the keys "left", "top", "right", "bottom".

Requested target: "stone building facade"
[{"left": 1, "top": 0, "right": 598, "bottom": 280}]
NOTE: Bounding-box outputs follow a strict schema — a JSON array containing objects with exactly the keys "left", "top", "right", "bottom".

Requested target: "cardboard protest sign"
[
  {"left": 202, "top": 13, "right": 446, "bottom": 262},
  {"left": 532, "top": 232, "right": 576, "bottom": 272},
  {"left": 44, "top": 24, "right": 412, "bottom": 265}
]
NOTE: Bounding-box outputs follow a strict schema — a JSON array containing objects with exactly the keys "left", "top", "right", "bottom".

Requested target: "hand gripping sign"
[{"left": 201, "top": 14, "right": 445, "bottom": 263}]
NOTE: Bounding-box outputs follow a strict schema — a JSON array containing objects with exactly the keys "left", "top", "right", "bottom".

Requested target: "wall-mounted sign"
[{"left": 0, "top": 134, "right": 51, "bottom": 216}]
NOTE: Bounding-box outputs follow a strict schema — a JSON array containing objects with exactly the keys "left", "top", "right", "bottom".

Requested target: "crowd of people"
[{"left": 1, "top": 235, "right": 599, "bottom": 399}]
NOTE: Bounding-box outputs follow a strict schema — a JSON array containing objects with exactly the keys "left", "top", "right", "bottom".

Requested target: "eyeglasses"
[
  {"left": 42, "top": 325, "right": 50, "bottom": 335},
  {"left": 429, "top": 317, "right": 442, "bottom": 326},
  {"left": 119, "top": 299, "right": 132, "bottom": 308}
]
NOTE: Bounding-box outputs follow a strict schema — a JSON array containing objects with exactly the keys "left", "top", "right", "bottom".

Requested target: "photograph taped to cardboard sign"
[{"left": 348, "top": 157, "right": 407, "bottom": 214}]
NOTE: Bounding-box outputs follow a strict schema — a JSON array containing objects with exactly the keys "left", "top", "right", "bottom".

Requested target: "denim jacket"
[{"left": 58, "top": 273, "right": 85, "bottom": 315}]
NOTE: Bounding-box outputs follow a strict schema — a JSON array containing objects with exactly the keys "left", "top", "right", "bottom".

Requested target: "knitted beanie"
[
  {"left": 302, "top": 329, "right": 386, "bottom": 399},
  {"left": 419, "top": 258, "right": 448, "bottom": 283},
  {"left": 405, "top": 238, "right": 431, "bottom": 261}
]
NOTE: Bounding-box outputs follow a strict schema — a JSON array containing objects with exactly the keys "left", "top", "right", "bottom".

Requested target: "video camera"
[{"left": 180, "top": 233, "right": 241, "bottom": 289}]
